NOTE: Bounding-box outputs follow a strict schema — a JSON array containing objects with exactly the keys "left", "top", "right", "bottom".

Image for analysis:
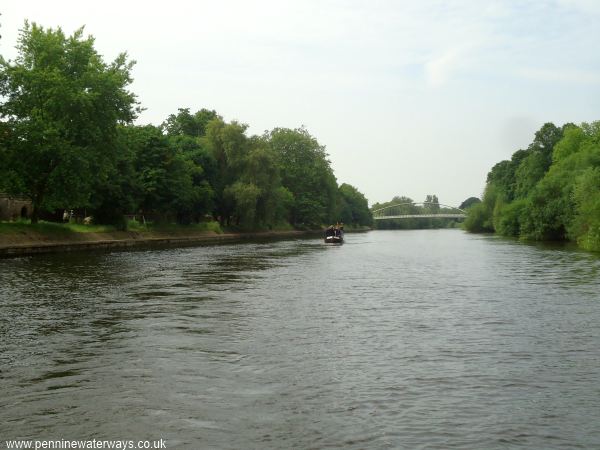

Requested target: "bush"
[
  {"left": 464, "top": 202, "right": 493, "bottom": 232},
  {"left": 495, "top": 199, "right": 528, "bottom": 237}
]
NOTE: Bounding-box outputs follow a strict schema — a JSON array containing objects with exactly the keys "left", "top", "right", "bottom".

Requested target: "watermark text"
[{"left": 4, "top": 439, "right": 166, "bottom": 449}]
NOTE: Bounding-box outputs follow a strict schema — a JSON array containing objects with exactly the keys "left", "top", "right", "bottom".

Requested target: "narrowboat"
[{"left": 324, "top": 225, "right": 344, "bottom": 244}]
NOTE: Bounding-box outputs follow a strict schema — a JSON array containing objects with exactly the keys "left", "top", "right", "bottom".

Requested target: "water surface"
[{"left": 1, "top": 230, "right": 599, "bottom": 449}]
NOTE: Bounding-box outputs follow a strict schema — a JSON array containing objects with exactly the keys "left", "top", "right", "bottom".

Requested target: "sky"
[{"left": 1, "top": 0, "right": 599, "bottom": 207}]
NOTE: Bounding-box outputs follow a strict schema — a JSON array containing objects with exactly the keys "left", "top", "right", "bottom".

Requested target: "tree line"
[
  {"left": 0, "top": 22, "right": 372, "bottom": 230},
  {"left": 464, "top": 121, "right": 600, "bottom": 252}
]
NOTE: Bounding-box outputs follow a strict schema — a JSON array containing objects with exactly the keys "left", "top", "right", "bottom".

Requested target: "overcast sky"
[{"left": 2, "top": 0, "right": 599, "bottom": 207}]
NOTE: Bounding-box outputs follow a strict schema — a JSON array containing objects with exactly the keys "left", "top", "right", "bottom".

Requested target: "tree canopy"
[
  {"left": 465, "top": 121, "right": 600, "bottom": 251},
  {"left": 0, "top": 22, "right": 139, "bottom": 222},
  {"left": 0, "top": 22, "right": 372, "bottom": 231}
]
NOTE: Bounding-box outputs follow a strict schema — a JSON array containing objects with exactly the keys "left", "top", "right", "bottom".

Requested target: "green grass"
[
  {"left": 63, "top": 223, "right": 116, "bottom": 233},
  {"left": 270, "top": 222, "right": 295, "bottom": 231},
  {"left": 0, "top": 219, "right": 297, "bottom": 236},
  {"left": 0, "top": 220, "right": 116, "bottom": 235},
  {"left": 0, "top": 218, "right": 223, "bottom": 235},
  {"left": 221, "top": 221, "right": 296, "bottom": 233},
  {"left": 125, "top": 219, "right": 148, "bottom": 232},
  {"left": 126, "top": 219, "right": 223, "bottom": 234}
]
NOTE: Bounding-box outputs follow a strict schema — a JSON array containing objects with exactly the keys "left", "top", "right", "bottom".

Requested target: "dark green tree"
[
  {"left": 466, "top": 120, "right": 600, "bottom": 250},
  {"left": 162, "top": 108, "right": 220, "bottom": 137},
  {"left": 0, "top": 22, "right": 139, "bottom": 222},
  {"left": 123, "top": 125, "right": 204, "bottom": 222},
  {"left": 266, "top": 127, "right": 338, "bottom": 226},
  {"left": 88, "top": 125, "right": 140, "bottom": 227},
  {"left": 459, "top": 197, "right": 481, "bottom": 210},
  {"left": 337, "top": 183, "right": 372, "bottom": 226}
]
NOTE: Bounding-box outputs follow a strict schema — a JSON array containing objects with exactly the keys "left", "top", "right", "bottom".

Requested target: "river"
[{"left": 1, "top": 229, "right": 599, "bottom": 449}]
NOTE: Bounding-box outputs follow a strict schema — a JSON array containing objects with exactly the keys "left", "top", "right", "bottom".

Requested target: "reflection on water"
[{"left": 1, "top": 230, "right": 600, "bottom": 449}]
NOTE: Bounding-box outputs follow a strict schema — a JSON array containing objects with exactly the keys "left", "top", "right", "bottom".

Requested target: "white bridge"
[{"left": 372, "top": 202, "right": 466, "bottom": 220}]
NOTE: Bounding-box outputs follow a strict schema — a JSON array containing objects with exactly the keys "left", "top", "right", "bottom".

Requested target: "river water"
[{"left": 1, "top": 230, "right": 600, "bottom": 449}]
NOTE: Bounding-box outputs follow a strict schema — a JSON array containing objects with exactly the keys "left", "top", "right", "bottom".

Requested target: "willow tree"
[{"left": 0, "top": 22, "right": 139, "bottom": 222}]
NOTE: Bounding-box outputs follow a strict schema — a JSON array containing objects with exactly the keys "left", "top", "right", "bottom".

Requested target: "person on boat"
[{"left": 334, "top": 223, "right": 340, "bottom": 237}]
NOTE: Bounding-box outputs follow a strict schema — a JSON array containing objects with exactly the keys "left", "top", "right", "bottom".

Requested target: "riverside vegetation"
[
  {"left": 464, "top": 122, "right": 600, "bottom": 252},
  {"left": 0, "top": 22, "right": 372, "bottom": 233}
]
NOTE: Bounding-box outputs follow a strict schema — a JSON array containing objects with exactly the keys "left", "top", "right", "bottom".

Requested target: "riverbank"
[{"left": 0, "top": 227, "right": 322, "bottom": 257}]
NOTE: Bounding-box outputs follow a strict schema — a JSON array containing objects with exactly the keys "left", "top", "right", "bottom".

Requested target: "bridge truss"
[{"left": 372, "top": 202, "right": 466, "bottom": 220}]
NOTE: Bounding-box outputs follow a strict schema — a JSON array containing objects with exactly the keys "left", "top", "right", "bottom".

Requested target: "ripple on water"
[{"left": 1, "top": 231, "right": 600, "bottom": 448}]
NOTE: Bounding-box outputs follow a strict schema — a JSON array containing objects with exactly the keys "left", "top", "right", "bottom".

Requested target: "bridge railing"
[{"left": 371, "top": 202, "right": 467, "bottom": 220}]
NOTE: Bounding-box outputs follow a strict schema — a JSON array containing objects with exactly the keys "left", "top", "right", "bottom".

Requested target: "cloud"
[
  {"left": 517, "top": 67, "right": 600, "bottom": 85},
  {"left": 424, "top": 42, "right": 482, "bottom": 87},
  {"left": 425, "top": 48, "right": 463, "bottom": 87},
  {"left": 556, "top": 0, "right": 600, "bottom": 15}
]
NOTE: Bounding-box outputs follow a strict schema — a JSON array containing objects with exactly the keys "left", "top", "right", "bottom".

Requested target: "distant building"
[{"left": 0, "top": 193, "right": 32, "bottom": 221}]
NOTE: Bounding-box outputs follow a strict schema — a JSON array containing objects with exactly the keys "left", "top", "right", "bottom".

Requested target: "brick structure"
[{"left": 0, "top": 193, "right": 32, "bottom": 221}]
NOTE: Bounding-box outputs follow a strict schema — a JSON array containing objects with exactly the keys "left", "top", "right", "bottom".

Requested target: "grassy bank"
[
  {"left": 0, "top": 220, "right": 117, "bottom": 235},
  {"left": 0, "top": 219, "right": 369, "bottom": 250},
  {"left": 124, "top": 219, "right": 223, "bottom": 234},
  {"left": 0, "top": 219, "right": 223, "bottom": 235},
  {"left": 0, "top": 219, "right": 326, "bottom": 257},
  {"left": 0, "top": 219, "right": 226, "bottom": 251}
]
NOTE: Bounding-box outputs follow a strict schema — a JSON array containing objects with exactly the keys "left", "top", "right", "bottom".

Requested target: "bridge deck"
[{"left": 374, "top": 214, "right": 466, "bottom": 220}]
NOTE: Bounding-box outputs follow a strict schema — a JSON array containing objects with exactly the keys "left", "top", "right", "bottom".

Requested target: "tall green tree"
[
  {"left": 205, "top": 118, "right": 290, "bottom": 228},
  {"left": 459, "top": 197, "right": 481, "bottom": 210},
  {"left": 466, "top": 120, "right": 600, "bottom": 250},
  {"left": 0, "top": 22, "right": 139, "bottom": 222},
  {"left": 570, "top": 167, "right": 600, "bottom": 251},
  {"left": 465, "top": 123, "right": 568, "bottom": 234},
  {"left": 266, "top": 127, "right": 338, "bottom": 226},
  {"left": 337, "top": 183, "right": 372, "bottom": 226},
  {"left": 162, "top": 108, "right": 220, "bottom": 137},
  {"left": 424, "top": 194, "right": 440, "bottom": 212},
  {"left": 88, "top": 124, "right": 140, "bottom": 227},
  {"left": 206, "top": 118, "right": 250, "bottom": 225},
  {"left": 122, "top": 125, "right": 208, "bottom": 223}
]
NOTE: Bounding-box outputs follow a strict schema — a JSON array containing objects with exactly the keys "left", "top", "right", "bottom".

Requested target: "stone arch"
[{"left": 20, "top": 205, "right": 28, "bottom": 219}]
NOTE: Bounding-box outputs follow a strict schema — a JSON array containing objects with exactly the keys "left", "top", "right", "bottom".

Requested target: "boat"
[{"left": 324, "top": 225, "right": 344, "bottom": 244}]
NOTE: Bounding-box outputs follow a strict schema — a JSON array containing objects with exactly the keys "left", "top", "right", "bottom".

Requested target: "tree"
[
  {"left": 266, "top": 127, "right": 338, "bottom": 226},
  {"left": 242, "top": 142, "right": 290, "bottom": 227},
  {"left": 464, "top": 184, "right": 497, "bottom": 232},
  {"left": 463, "top": 202, "right": 492, "bottom": 232},
  {"left": 167, "top": 133, "right": 216, "bottom": 222},
  {"left": 88, "top": 125, "right": 140, "bottom": 227},
  {"left": 206, "top": 117, "right": 250, "bottom": 225},
  {"left": 529, "top": 122, "right": 566, "bottom": 169},
  {"left": 514, "top": 151, "right": 547, "bottom": 199},
  {"left": 520, "top": 122, "right": 599, "bottom": 241},
  {"left": 459, "top": 197, "right": 481, "bottom": 210},
  {"left": 424, "top": 194, "right": 440, "bottom": 213},
  {"left": 0, "top": 22, "right": 138, "bottom": 222},
  {"left": 162, "top": 108, "right": 220, "bottom": 137},
  {"left": 224, "top": 182, "right": 261, "bottom": 228},
  {"left": 122, "top": 125, "right": 200, "bottom": 222},
  {"left": 204, "top": 118, "right": 292, "bottom": 228},
  {"left": 569, "top": 167, "right": 600, "bottom": 251},
  {"left": 467, "top": 120, "right": 600, "bottom": 251},
  {"left": 337, "top": 183, "right": 372, "bottom": 226}
]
